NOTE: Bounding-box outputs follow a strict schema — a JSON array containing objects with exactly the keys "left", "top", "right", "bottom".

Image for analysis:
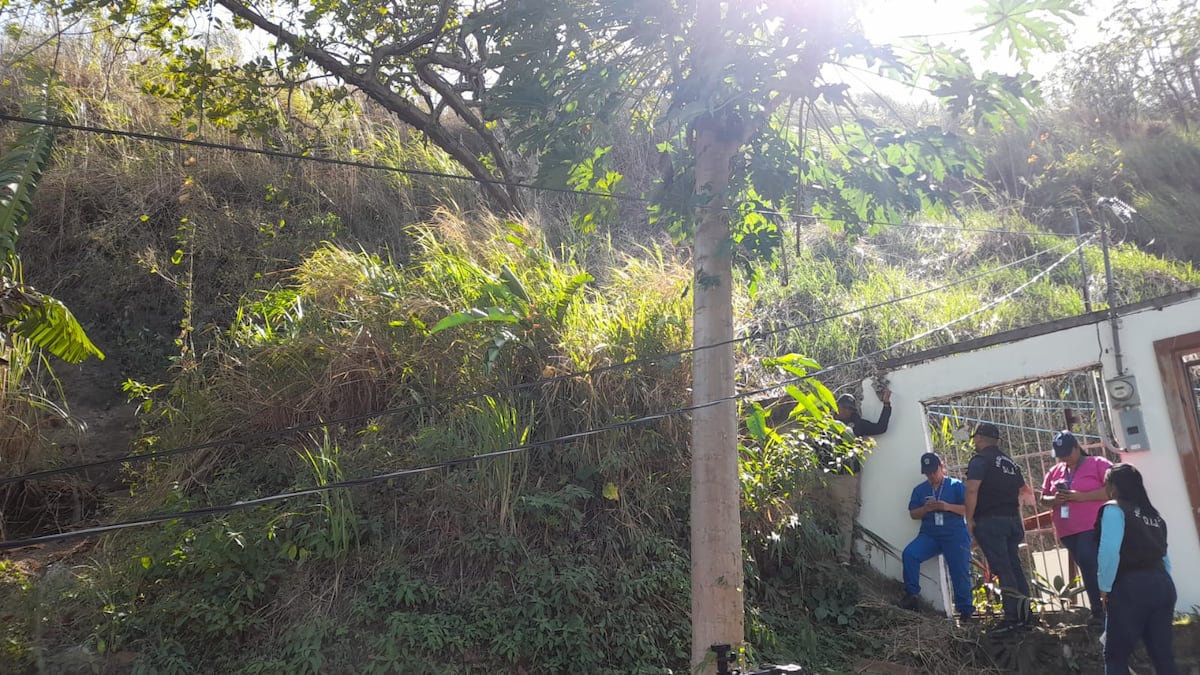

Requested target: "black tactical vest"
[
  {"left": 1095, "top": 499, "right": 1168, "bottom": 579},
  {"left": 970, "top": 446, "right": 1024, "bottom": 519}
]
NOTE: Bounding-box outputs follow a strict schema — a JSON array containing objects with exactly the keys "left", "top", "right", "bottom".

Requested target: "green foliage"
[
  {"left": 292, "top": 431, "right": 359, "bottom": 559},
  {"left": 739, "top": 397, "right": 863, "bottom": 529},
  {"left": 0, "top": 87, "right": 103, "bottom": 363},
  {"left": 0, "top": 94, "right": 55, "bottom": 265},
  {"left": 970, "top": 0, "right": 1082, "bottom": 68},
  {"left": 3, "top": 8, "right": 1194, "bottom": 669},
  {"left": 1031, "top": 569, "right": 1086, "bottom": 612},
  {"left": 738, "top": 385, "right": 875, "bottom": 664},
  {"left": 560, "top": 244, "right": 691, "bottom": 369},
  {"left": 566, "top": 146, "right": 625, "bottom": 234},
  {"left": 52, "top": 0, "right": 524, "bottom": 210},
  {"left": 983, "top": 120, "right": 1200, "bottom": 261},
  {"left": 6, "top": 188, "right": 1196, "bottom": 675},
  {"left": 1061, "top": 0, "right": 1200, "bottom": 131},
  {"left": 0, "top": 561, "right": 33, "bottom": 671},
  {"left": 428, "top": 223, "right": 593, "bottom": 374},
  {"left": 4, "top": 287, "right": 105, "bottom": 363}
]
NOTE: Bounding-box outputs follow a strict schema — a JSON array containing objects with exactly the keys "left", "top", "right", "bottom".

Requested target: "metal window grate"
[{"left": 923, "top": 368, "right": 1118, "bottom": 617}]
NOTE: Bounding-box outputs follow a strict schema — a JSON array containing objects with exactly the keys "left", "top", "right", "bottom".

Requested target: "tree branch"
[
  {"left": 213, "top": 0, "right": 519, "bottom": 212},
  {"left": 367, "top": 0, "right": 454, "bottom": 78},
  {"left": 416, "top": 56, "right": 518, "bottom": 206}
]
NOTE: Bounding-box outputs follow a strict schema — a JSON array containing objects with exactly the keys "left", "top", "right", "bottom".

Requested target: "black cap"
[
  {"left": 1052, "top": 430, "right": 1078, "bottom": 458},
  {"left": 920, "top": 452, "right": 942, "bottom": 474},
  {"left": 836, "top": 393, "right": 857, "bottom": 409},
  {"left": 971, "top": 423, "right": 1001, "bottom": 441}
]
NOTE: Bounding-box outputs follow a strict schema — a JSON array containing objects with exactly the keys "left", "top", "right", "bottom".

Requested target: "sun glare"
[{"left": 857, "top": 0, "right": 973, "bottom": 46}]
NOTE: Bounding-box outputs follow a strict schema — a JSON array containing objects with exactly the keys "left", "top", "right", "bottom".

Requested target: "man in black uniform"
[
  {"left": 835, "top": 390, "right": 892, "bottom": 437},
  {"left": 825, "top": 389, "right": 891, "bottom": 563},
  {"left": 964, "top": 422, "right": 1035, "bottom": 633}
]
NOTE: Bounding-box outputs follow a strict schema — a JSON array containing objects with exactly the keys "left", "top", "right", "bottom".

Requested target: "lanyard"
[
  {"left": 1064, "top": 459, "right": 1081, "bottom": 490},
  {"left": 930, "top": 480, "right": 947, "bottom": 526},
  {"left": 1058, "top": 461, "right": 1080, "bottom": 521}
]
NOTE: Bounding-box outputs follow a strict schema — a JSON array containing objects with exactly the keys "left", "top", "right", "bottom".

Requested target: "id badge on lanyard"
[
  {"left": 1060, "top": 469, "right": 1075, "bottom": 519},
  {"left": 934, "top": 513, "right": 944, "bottom": 526}
]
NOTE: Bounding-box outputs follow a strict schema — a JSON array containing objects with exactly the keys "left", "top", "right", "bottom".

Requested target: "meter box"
[
  {"left": 1105, "top": 375, "right": 1141, "bottom": 408},
  {"left": 1116, "top": 407, "right": 1150, "bottom": 452}
]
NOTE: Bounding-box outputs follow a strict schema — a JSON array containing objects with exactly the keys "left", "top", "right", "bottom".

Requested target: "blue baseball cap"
[
  {"left": 920, "top": 452, "right": 942, "bottom": 474},
  {"left": 1052, "top": 430, "right": 1078, "bottom": 458}
]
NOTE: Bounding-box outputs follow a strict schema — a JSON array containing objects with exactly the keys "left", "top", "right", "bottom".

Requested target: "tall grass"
[
  {"left": 463, "top": 397, "right": 531, "bottom": 533},
  {"left": 0, "top": 336, "right": 80, "bottom": 538},
  {"left": 295, "top": 430, "right": 357, "bottom": 558}
]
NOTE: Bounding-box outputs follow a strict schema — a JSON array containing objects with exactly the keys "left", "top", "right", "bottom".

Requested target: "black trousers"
[
  {"left": 975, "top": 515, "right": 1030, "bottom": 623},
  {"left": 1105, "top": 567, "right": 1178, "bottom": 675}
]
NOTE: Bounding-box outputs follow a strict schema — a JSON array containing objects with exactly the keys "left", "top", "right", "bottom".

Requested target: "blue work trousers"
[
  {"left": 1060, "top": 528, "right": 1102, "bottom": 617},
  {"left": 902, "top": 528, "right": 974, "bottom": 616},
  {"left": 1105, "top": 567, "right": 1178, "bottom": 675},
  {"left": 974, "top": 515, "right": 1031, "bottom": 623}
]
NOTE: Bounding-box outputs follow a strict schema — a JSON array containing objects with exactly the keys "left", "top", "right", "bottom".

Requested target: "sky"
[
  {"left": 858, "top": 0, "right": 1119, "bottom": 77},
  {"left": 844, "top": 0, "right": 1123, "bottom": 103}
]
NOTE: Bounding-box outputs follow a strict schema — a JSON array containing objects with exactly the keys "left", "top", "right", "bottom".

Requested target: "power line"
[
  {"left": 0, "top": 111, "right": 1081, "bottom": 238},
  {"left": 753, "top": 235, "right": 1092, "bottom": 396},
  {"left": 749, "top": 236, "right": 1074, "bottom": 342},
  {"left": 0, "top": 237, "right": 1076, "bottom": 486},
  {"left": 0, "top": 241, "right": 1087, "bottom": 550},
  {"left": 0, "top": 408, "right": 680, "bottom": 551}
]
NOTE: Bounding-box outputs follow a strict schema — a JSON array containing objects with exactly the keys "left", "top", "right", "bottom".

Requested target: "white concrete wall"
[{"left": 857, "top": 296, "right": 1200, "bottom": 612}]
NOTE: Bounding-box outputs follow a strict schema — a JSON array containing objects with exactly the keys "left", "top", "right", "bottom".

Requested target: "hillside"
[
  {"left": 3, "top": 179, "right": 1198, "bottom": 674},
  {"left": 1, "top": 10, "right": 1200, "bottom": 675}
]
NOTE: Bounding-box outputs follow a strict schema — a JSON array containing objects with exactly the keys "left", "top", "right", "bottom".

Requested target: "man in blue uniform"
[{"left": 898, "top": 452, "right": 975, "bottom": 623}]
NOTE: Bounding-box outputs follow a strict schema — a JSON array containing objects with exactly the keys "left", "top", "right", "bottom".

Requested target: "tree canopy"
[{"left": 5, "top": 0, "right": 1082, "bottom": 238}]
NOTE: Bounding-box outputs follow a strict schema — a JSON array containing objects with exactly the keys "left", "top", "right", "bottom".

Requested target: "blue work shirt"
[{"left": 907, "top": 476, "right": 968, "bottom": 537}]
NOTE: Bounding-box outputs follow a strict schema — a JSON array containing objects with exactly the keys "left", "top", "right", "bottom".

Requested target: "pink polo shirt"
[{"left": 1041, "top": 454, "right": 1113, "bottom": 538}]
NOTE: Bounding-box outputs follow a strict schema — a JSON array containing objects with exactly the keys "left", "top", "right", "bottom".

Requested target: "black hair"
[{"left": 1105, "top": 463, "right": 1160, "bottom": 519}]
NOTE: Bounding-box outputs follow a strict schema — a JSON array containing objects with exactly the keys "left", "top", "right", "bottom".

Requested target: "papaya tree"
[{"left": 471, "top": 0, "right": 1081, "bottom": 670}]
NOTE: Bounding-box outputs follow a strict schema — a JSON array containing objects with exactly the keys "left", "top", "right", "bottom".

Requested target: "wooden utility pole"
[
  {"left": 690, "top": 113, "right": 745, "bottom": 674},
  {"left": 689, "top": 2, "right": 745, "bottom": 667}
]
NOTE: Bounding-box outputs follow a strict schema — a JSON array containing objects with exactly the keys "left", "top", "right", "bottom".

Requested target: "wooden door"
[{"left": 1154, "top": 331, "right": 1200, "bottom": 539}]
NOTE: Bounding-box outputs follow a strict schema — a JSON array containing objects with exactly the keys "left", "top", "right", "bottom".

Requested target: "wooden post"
[{"left": 689, "top": 106, "right": 745, "bottom": 673}]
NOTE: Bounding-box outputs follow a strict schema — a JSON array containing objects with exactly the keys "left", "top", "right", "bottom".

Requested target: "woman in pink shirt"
[{"left": 1041, "top": 430, "right": 1113, "bottom": 625}]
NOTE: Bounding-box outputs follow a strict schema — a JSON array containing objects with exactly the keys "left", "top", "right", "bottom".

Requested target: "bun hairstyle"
[{"left": 1105, "top": 463, "right": 1160, "bottom": 519}]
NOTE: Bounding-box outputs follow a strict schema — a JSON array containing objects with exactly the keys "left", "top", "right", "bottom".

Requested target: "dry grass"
[{"left": 850, "top": 572, "right": 1002, "bottom": 674}]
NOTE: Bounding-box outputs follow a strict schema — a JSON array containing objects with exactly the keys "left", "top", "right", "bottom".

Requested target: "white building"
[{"left": 855, "top": 289, "right": 1200, "bottom": 612}]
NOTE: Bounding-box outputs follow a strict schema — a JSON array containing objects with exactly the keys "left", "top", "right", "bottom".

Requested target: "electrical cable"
[
  {"left": 0, "top": 237, "right": 1078, "bottom": 486},
  {"left": 0, "top": 111, "right": 1080, "bottom": 238},
  {"left": 0, "top": 239, "right": 1089, "bottom": 550},
  {"left": 748, "top": 236, "right": 1074, "bottom": 343},
  {"left": 747, "top": 235, "right": 1094, "bottom": 395}
]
